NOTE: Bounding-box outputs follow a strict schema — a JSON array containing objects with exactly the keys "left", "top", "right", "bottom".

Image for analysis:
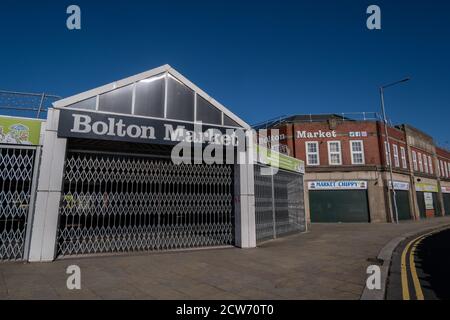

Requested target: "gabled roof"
[{"left": 53, "top": 64, "right": 249, "bottom": 129}]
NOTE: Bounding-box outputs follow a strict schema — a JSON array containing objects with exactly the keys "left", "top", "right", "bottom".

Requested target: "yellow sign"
[{"left": 415, "top": 183, "right": 438, "bottom": 193}]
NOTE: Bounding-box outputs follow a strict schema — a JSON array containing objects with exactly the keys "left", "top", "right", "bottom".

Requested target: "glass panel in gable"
[
  {"left": 196, "top": 94, "right": 222, "bottom": 125},
  {"left": 99, "top": 84, "right": 133, "bottom": 114},
  {"left": 134, "top": 74, "right": 165, "bottom": 118},
  {"left": 223, "top": 114, "right": 240, "bottom": 127},
  {"left": 166, "top": 76, "right": 194, "bottom": 121},
  {"left": 67, "top": 96, "right": 96, "bottom": 110}
]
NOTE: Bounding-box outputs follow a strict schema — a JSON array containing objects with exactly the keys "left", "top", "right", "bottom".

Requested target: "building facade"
[
  {"left": 0, "top": 65, "right": 306, "bottom": 262},
  {"left": 259, "top": 114, "right": 450, "bottom": 224}
]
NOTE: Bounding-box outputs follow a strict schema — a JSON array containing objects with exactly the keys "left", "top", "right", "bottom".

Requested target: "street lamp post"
[{"left": 379, "top": 77, "right": 410, "bottom": 224}]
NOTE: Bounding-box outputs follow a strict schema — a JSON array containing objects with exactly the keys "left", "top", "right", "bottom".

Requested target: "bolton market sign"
[{"left": 58, "top": 110, "right": 241, "bottom": 147}]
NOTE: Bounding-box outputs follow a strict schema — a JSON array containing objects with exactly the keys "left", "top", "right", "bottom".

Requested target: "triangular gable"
[{"left": 53, "top": 64, "right": 249, "bottom": 129}]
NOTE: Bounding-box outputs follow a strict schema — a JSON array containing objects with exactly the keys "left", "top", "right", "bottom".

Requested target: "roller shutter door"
[
  {"left": 309, "top": 190, "right": 370, "bottom": 223},
  {"left": 391, "top": 190, "right": 412, "bottom": 220},
  {"left": 444, "top": 194, "right": 450, "bottom": 216},
  {"left": 416, "top": 191, "right": 427, "bottom": 218}
]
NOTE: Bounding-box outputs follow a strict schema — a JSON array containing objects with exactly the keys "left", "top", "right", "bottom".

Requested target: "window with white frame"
[
  {"left": 306, "top": 142, "right": 319, "bottom": 166},
  {"left": 412, "top": 151, "right": 418, "bottom": 171},
  {"left": 428, "top": 155, "right": 433, "bottom": 174},
  {"left": 400, "top": 147, "right": 407, "bottom": 169},
  {"left": 423, "top": 154, "right": 429, "bottom": 174},
  {"left": 393, "top": 144, "right": 400, "bottom": 167},
  {"left": 350, "top": 140, "right": 365, "bottom": 165},
  {"left": 327, "top": 141, "right": 342, "bottom": 165},
  {"left": 418, "top": 152, "right": 423, "bottom": 172},
  {"left": 446, "top": 162, "right": 449, "bottom": 178},
  {"left": 437, "top": 160, "right": 441, "bottom": 177},
  {"left": 441, "top": 160, "right": 445, "bottom": 176},
  {"left": 384, "top": 142, "right": 391, "bottom": 166}
]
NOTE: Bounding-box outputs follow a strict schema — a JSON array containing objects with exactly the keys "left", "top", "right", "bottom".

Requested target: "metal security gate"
[
  {"left": 56, "top": 151, "right": 234, "bottom": 257},
  {"left": 391, "top": 190, "right": 412, "bottom": 220},
  {"left": 254, "top": 164, "right": 305, "bottom": 243},
  {"left": 444, "top": 193, "right": 450, "bottom": 216},
  {"left": 309, "top": 190, "right": 370, "bottom": 223},
  {"left": 0, "top": 145, "right": 39, "bottom": 260}
]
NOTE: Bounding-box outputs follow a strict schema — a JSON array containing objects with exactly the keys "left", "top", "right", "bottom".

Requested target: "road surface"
[{"left": 387, "top": 227, "right": 450, "bottom": 300}]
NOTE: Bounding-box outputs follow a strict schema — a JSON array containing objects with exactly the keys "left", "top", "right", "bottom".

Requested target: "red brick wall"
[{"left": 283, "top": 121, "right": 382, "bottom": 166}]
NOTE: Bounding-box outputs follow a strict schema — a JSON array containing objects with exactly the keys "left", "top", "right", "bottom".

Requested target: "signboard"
[
  {"left": 0, "top": 116, "right": 42, "bottom": 145},
  {"left": 388, "top": 181, "right": 410, "bottom": 191},
  {"left": 308, "top": 180, "right": 367, "bottom": 190},
  {"left": 296, "top": 130, "right": 336, "bottom": 139},
  {"left": 58, "top": 109, "right": 241, "bottom": 146},
  {"left": 415, "top": 182, "right": 438, "bottom": 193},
  {"left": 442, "top": 186, "right": 450, "bottom": 194},
  {"left": 256, "top": 145, "right": 304, "bottom": 174},
  {"left": 424, "top": 192, "right": 434, "bottom": 210}
]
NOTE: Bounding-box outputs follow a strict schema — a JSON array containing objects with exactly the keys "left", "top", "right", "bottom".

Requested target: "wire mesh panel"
[
  {"left": 254, "top": 165, "right": 275, "bottom": 243},
  {"left": 56, "top": 151, "right": 234, "bottom": 257},
  {"left": 0, "top": 146, "right": 37, "bottom": 260},
  {"left": 254, "top": 164, "right": 305, "bottom": 244},
  {"left": 273, "top": 170, "right": 305, "bottom": 237}
]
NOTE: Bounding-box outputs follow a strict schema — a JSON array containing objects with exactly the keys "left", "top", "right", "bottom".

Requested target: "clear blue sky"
[{"left": 1, "top": 0, "right": 449, "bottom": 146}]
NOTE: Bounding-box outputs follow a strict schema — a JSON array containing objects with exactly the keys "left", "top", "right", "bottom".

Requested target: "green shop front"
[{"left": 308, "top": 180, "right": 370, "bottom": 223}]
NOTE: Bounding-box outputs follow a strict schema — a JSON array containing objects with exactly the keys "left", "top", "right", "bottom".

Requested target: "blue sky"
[{"left": 0, "top": 0, "right": 449, "bottom": 146}]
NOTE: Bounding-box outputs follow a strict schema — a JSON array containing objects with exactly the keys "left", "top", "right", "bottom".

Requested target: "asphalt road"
[{"left": 387, "top": 227, "right": 450, "bottom": 300}]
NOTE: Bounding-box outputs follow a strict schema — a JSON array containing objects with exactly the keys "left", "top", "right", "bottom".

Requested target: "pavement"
[
  {"left": 387, "top": 227, "right": 450, "bottom": 300},
  {"left": 1, "top": 216, "right": 450, "bottom": 300}
]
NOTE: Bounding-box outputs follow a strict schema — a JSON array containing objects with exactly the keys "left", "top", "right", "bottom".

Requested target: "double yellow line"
[{"left": 401, "top": 231, "right": 433, "bottom": 300}]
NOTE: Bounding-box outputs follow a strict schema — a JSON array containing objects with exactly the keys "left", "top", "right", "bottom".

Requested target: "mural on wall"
[{"left": 0, "top": 116, "right": 42, "bottom": 145}]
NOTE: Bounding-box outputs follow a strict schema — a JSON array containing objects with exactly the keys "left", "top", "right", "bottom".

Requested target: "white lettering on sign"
[
  {"left": 296, "top": 130, "right": 337, "bottom": 139},
  {"left": 69, "top": 113, "right": 238, "bottom": 146},
  {"left": 308, "top": 180, "right": 367, "bottom": 190},
  {"left": 71, "top": 114, "right": 156, "bottom": 139},
  {"left": 259, "top": 134, "right": 286, "bottom": 145}
]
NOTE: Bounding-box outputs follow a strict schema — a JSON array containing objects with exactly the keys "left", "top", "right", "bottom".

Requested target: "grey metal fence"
[
  {"left": 0, "top": 90, "right": 61, "bottom": 119},
  {"left": 0, "top": 145, "right": 40, "bottom": 260},
  {"left": 56, "top": 151, "right": 235, "bottom": 257},
  {"left": 254, "top": 164, "right": 305, "bottom": 244}
]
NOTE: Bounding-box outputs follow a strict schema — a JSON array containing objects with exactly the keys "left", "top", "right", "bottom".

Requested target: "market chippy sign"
[
  {"left": 58, "top": 110, "right": 242, "bottom": 146},
  {"left": 308, "top": 180, "right": 367, "bottom": 190}
]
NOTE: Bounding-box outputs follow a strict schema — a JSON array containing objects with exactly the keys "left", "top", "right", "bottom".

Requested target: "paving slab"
[{"left": 1, "top": 217, "right": 450, "bottom": 299}]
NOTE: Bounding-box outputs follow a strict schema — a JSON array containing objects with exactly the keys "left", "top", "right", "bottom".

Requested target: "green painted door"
[
  {"left": 432, "top": 192, "right": 441, "bottom": 216},
  {"left": 309, "top": 190, "right": 370, "bottom": 223},
  {"left": 444, "top": 194, "right": 450, "bottom": 216},
  {"left": 416, "top": 191, "right": 426, "bottom": 218},
  {"left": 391, "top": 190, "right": 412, "bottom": 220}
]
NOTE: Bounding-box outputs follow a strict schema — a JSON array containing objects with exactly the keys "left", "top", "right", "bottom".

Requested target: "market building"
[
  {"left": 0, "top": 65, "right": 306, "bottom": 262},
  {"left": 257, "top": 114, "right": 450, "bottom": 224}
]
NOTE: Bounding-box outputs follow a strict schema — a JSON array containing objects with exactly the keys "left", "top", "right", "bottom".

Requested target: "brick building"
[{"left": 257, "top": 114, "right": 450, "bottom": 223}]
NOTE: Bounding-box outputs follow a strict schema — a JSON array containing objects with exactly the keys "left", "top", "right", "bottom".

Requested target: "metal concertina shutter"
[{"left": 56, "top": 151, "right": 234, "bottom": 256}]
